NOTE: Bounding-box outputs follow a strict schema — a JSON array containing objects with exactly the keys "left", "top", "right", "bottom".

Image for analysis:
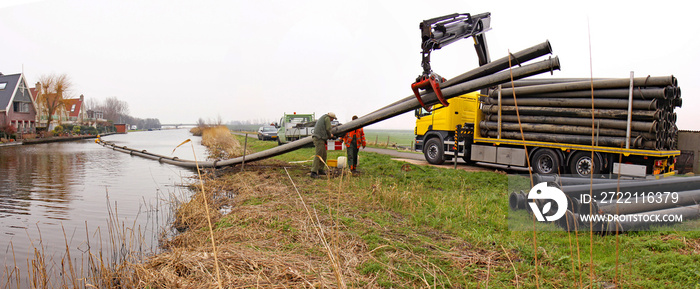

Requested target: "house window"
[
  {"left": 13, "top": 102, "right": 30, "bottom": 113},
  {"left": 71, "top": 104, "right": 76, "bottom": 112},
  {"left": 0, "top": 83, "right": 6, "bottom": 90}
]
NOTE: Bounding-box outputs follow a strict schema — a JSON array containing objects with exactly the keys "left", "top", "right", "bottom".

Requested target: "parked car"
[{"left": 257, "top": 126, "right": 278, "bottom": 141}]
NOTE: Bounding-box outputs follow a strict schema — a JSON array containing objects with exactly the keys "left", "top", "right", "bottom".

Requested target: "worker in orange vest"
[{"left": 343, "top": 115, "right": 366, "bottom": 172}]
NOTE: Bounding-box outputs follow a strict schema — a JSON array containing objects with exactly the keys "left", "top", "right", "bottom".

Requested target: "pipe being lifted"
[
  {"left": 103, "top": 42, "right": 559, "bottom": 169},
  {"left": 214, "top": 56, "right": 559, "bottom": 168},
  {"left": 371, "top": 41, "right": 554, "bottom": 114}
]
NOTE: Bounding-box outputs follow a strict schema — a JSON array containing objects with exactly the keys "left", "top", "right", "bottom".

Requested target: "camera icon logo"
[{"left": 528, "top": 182, "right": 567, "bottom": 222}]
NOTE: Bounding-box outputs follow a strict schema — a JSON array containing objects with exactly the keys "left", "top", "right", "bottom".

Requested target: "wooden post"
[
  {"left": 241, "top": 133, "right": 248, "bottom": 171},
  {"left": 374, "top": 135, "right": 378, "bottom": 145},
  {"left": 385, "top": 136, "right": 390, "bottom": 148}
]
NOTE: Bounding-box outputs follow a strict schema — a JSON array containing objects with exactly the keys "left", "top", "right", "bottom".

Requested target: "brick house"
[
  {"left": 0, "top": 73, "right": 38, "bottom": 136},
  {"left": 30, "top": 81, "right": 69, "bottom": 131},
  {"left": 64, "top": 94, "right": 87, "bottom": 125}
]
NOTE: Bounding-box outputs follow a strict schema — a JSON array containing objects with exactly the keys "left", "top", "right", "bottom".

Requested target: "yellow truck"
[{"left": 414, "top": 92, "right": 679, "bottom": 177}]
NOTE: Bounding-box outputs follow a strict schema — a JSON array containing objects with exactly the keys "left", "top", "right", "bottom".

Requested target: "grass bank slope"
[{"left": 123, "top": 134, "right": 700, "bottom": 288}]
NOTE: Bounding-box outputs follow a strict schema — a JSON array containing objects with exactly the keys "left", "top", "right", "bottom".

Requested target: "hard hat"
[{"left": 328, "top": 112, "right": 337, "bottom": 119}]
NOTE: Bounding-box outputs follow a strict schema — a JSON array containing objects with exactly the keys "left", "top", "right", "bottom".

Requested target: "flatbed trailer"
[{"left": 415, "top": 92, "right": 679, "bottom": 177}]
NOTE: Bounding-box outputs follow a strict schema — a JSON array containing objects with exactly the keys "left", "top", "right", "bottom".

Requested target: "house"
[
  {"left": 86, "top": 109, "right": 108, "bottom": 128},
  {"left": 64, "top": 94, "right": 87, "bottom": 125},
  {"left": 31, "top": 82, "right": 69, "bottom": 131},
  {"left": 0, "top": 73, "right": 38, "bottom": 136}
]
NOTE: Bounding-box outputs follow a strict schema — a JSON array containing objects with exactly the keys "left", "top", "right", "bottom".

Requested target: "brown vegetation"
[
  {"left": 124, "top": 164, "right": 367, "bottom": 287},
  {"left": 200, "top": 126, "right": 243, "bottom": 160}
]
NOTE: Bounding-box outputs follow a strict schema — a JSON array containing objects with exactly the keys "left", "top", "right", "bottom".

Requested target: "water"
[{"left": 0, "top": 129, "right": 206, "bottom": 284}]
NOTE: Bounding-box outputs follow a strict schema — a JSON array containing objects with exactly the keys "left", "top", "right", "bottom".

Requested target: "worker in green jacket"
[{"left": 311, "top": 112, "right": 337, "bottom": 178}]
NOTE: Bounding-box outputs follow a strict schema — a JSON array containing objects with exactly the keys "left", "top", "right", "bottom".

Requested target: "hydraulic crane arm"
[
  {"left": 412, "top": 12, "right": 492, "bottom": 111},
  {"left": 419, "top": 12, "right": 492, "bottom": 78}
]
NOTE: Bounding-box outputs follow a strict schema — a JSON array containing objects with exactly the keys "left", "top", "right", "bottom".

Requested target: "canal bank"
[{"left": 0, "top": 129, "right": 206, "bottom": 287}]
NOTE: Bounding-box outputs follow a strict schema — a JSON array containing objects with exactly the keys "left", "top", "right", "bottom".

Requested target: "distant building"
[
  {"left": 86, "top": 109, "right": 108, "bottom": 128},
  {"left": 114, "top": 123, "right": 127, "bottom": 133},
  {"left": 0, "top": 73, "right": 38, "bottom": 135}
]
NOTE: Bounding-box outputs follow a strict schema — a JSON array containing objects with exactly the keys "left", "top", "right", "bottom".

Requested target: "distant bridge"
[{"left": 161, "top": 124, "right": 197, "bottom": 129}]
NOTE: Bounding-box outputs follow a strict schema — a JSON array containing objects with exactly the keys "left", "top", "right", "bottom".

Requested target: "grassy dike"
[{"left": 124, "top": 133, "right": 700, "bottom": 288}]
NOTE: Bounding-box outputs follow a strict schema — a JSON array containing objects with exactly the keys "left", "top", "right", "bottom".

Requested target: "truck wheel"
[
  {"left": 569, "top": 151, "right": 601, "bottom": 177},
  {"left": 424, "top": 138, "right": 445, "bottom": 165},
  {"left": 277, "top": 138, "right": 283, "bottom": 146},
  {"left": 531, "top": 149, "right": 560, "bottom": 175}
]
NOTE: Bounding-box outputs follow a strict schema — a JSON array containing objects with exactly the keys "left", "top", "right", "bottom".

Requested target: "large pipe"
[
  {"left": 214, "top": 56, "right": 561, "bottom": 168},
  {"left": 483, "top": 97, "right": 659, "bottom": 110},
  {"left": 509, "top": 191, "right": 528, "bottom": 210},
  {"left": 508, "top": 76, "right": 677, "bottom": 89},
  {"left": 561, "top": 176, "right": 700, "bottom": 200},
  {"left": 99, "top": 56, "right": 560, "bottom": 169},
  {"left": 482, "top": 105, "right": 660, "bottom": 120},
  {"left": 480, "top": 121, "right": 657, "bottom": 139},
  {"left": 596, "top": 204, "right": 700, "bottom": 235},
  {"left": 370, "top": 41, "right": 554, "bottom": 114},
  {"left": 483, "top": 130, "right": 650, "bottom": 148},
  {"left": 483, "top": 114, "right": 657, "bottom": 132},
  {"left": 490, "top": 87, "right": 672, "bottom": 99},
  {"left": 498, "top": 76, "right": 676, "bottom": 96},
  {"left": 579, "top": 189, "right": 700, "bottom": 216},
  {"left": 532, "top": 174, "right": 636, "bottom": 186}
]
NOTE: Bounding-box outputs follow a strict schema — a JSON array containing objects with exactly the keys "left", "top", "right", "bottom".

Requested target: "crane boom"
[{"left": 412, "top": 12, "right": 492, "bottom": 112}]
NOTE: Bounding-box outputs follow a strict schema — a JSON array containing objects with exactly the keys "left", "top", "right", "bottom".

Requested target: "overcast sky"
[{"left": 1, "top": 0, "right": 698, "bottom": 130}]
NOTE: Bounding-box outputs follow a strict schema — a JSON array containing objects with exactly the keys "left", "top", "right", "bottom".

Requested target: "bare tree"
[
  {"left": 99, "top": 96, "right": 130, "bottom": 123},
  {"left": 37, "top": 73, "right": 73, "bottom": 130}
]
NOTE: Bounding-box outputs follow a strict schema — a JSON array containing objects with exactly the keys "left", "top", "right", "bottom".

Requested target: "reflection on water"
[
  {"left": 1, "top": 144, "right": 86, "bottom": 221},
  {"left": 0, "top": 129, "right": 206, "bottom": 284}
]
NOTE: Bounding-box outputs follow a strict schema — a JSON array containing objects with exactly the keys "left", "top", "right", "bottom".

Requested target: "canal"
[{"left": 0, "top": 129, "right": 206, "bottom": 285}]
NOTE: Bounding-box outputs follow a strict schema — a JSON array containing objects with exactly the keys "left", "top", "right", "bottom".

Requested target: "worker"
[
  {"left": 343, "top": 115, "right": 366, "bottom": 173},
  {"left": 311, "top": 112, "right": 337, "bottom": 178}
]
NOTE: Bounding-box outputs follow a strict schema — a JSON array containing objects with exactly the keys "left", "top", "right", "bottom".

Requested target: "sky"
[{"left": 1, "top": 0, "right": 698, "bottom": 130}]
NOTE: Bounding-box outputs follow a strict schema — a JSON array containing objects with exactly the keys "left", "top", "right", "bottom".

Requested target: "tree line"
[{"left": 37, "top": 73, "right": 161, "bottom": 131}]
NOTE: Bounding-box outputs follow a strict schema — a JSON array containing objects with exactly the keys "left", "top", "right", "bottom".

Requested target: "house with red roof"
[
  {"left": 31, "top": 81, "right": 69, "bottom": 131},
  {"left": 0, "top": 73, "right": 38, "bottom": 137},
  {"left": 64, "top": 95, "right": 87, "bottom": 125}
]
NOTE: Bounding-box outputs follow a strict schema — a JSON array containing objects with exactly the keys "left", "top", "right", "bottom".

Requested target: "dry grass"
[
  {"left": 123, "top": 167, "right": 370, "bottom": 288},
  {"left": 200, "top": 126, "right": 243, "bottom": 160}
]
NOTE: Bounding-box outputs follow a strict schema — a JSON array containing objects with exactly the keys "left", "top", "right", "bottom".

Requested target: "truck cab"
[
  {"left": 277, "top": 113, "right": 316, "bottom": 145},
  {"left": 414, "top": 92, "right": 479, "bottom": 164}
]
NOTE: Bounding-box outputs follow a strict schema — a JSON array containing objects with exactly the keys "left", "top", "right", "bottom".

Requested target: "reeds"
[{"left": 200, "top": 126, "right": 243, "bottom": 160}]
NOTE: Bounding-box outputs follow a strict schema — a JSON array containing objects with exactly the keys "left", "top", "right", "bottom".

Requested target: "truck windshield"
[{"left": 416, "top": 107, "right": 433, "bottom": 118}]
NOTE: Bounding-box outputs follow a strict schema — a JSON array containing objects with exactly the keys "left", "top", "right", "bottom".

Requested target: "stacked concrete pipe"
[
  {"left": 480, "top": 76, "right": 682, "bottom": 150},
  {"left": 509, "top": 176, "right": 700, "bottom": 234}
]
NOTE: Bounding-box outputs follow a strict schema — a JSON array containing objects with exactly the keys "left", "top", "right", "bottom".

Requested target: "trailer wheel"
[
  {"left": 424, "top": 138, "right": 445, "bottom": 165},
  {"left": 531, "top": 149, "right": 560, "bottom": 175},
  {"left": 569, "top": 151, "right": 601, "bottom": 177}
]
